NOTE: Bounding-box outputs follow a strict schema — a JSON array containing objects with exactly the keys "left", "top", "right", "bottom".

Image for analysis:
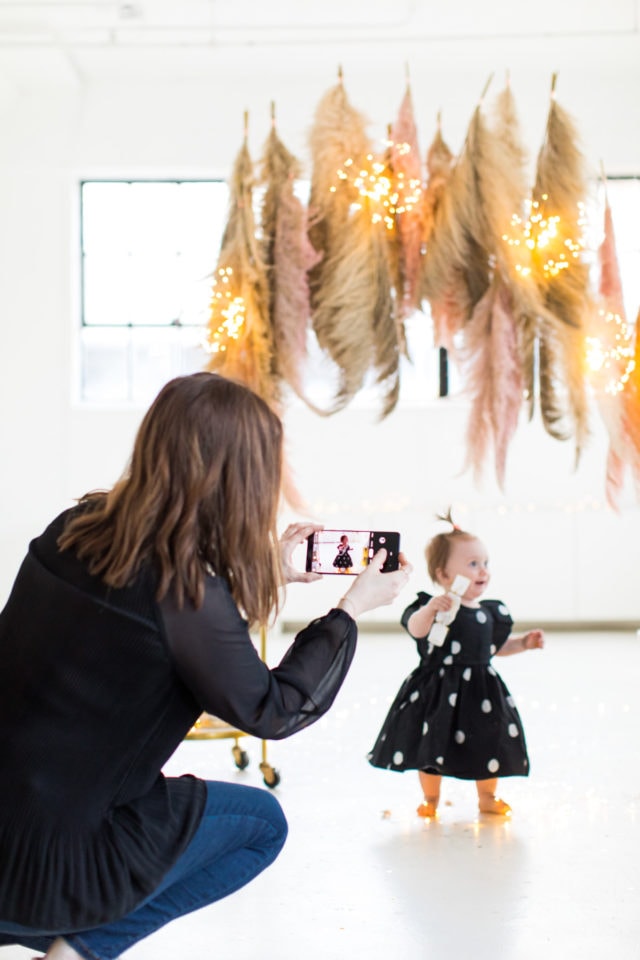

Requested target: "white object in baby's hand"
[{"left": 428, "top": 575, "right": 471, "bottom": 647}]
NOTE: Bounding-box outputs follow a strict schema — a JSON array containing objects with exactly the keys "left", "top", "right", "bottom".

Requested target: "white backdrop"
[{"left": 1, "top": 0, "right": 639, "bottom": 624}]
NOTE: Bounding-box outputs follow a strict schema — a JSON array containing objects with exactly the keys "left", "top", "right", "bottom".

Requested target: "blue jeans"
[{"left": 0, "top": 780, "right": 287, "bottom": 959}]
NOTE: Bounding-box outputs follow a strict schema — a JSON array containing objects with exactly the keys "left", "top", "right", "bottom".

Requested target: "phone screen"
[{"left": 305, "top": 529, "right": 400, "bottom": 575}]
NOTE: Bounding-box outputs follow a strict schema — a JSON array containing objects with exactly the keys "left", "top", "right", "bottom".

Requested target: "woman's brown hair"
[
  {"left": 58, "top": 372, "right": 284, "bottom": 626},
  {"left": 425, "top": 507, "right": 475, "bottom": 584}
]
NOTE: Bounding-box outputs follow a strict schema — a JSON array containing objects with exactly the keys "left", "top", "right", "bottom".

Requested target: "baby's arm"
[
  {"left": 407, "top": 594, "right": 456, "bottom": 638},
  {"left": 496, "top": 629, "right": 545, "bottom": 656}
]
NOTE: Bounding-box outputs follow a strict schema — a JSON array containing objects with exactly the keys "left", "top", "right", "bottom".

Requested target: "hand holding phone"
[
  {"left": 338, "top": 548, "right": 413, "bottom": 618},
  {"left": 279, "top": 522, "right": 325, "bottom": 584}
]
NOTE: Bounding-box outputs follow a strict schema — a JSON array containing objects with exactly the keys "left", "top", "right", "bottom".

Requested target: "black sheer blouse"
[{"left": 0, "top": 509, "right": 356, "bottom": 931}]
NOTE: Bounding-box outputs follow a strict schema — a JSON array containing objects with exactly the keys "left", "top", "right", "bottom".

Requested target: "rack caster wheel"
[
  {"left": 260, "top": 761, "right": 281, "bottom": 789},
  {"left": 232, "top": 745, "right": 250, "bottom": 770}
]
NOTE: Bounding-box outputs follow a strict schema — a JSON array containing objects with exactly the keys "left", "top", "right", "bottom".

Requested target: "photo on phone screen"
[{"left": 305, "top": 529, "right": 400, "bottom": 576}]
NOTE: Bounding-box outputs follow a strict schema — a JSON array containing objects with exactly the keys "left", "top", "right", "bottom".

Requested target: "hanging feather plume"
[
  {"left": 623, "top": 308, "right": 640, "bottom": 495},
  {"left": 486, "top": 79, "right": 553, "bottom": 418},
  {"left": 604, "top": 306, "right": 640, "bottom": 505},
  {"left": 530, "top": 74, "right": 593, "bottom": 460},
  {"left": 390, "top": 76, "right": 425, "bottom": 319},
  {"left": 307, "top": 68, "right": 372, "bottom": 299},
  {"left": 205, "top": 114, "right": 276, "bottom": 408},
  {"left": 307, "top": 70, "right": 399, "bottom": 415},
  {"left": 421, "top": 117, "right": 459, "bottom": 348},
  {"left": 598, "top": 185, "right": 625, "bottom": 316},
  {"left": 423, "top": 114, "right": 455, "bottom": 245},
  {"left": 587, "top": 183, "right": 640, "bottom": 508},
  {"left": 461, "top": 274, "right": 524, "bottom": 488},
  {"left": 369, "top": 132, "right": 403, "bottom": 416},
  {"left": 421, "top": 78, "right": 494, "bottom": 352},
  {"left": 258, "top": 104, "right": 322, "bottom": 405},
  {"left": 256, "top": 106, "right": 327, "bottom": 512}
]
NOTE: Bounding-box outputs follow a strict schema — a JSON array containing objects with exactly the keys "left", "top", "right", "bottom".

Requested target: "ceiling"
[{"left": 0, "top": 0, "right": 637, "bottom": 84}]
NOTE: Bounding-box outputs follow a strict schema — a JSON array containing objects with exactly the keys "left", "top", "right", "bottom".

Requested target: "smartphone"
[{"left": 305, "top": 529, "right": 401, "bottom": 575}]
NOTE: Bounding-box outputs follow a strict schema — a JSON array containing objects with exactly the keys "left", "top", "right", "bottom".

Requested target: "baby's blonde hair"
[{"left": 425, "top": 508, "right": 475, "bottom": 584}]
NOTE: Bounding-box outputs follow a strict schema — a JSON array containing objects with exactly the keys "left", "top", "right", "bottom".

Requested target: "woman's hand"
[
  {"left": 337, "top": 550, "right": 413, "bottom": 619},
  {"left": 279, "top": 522, "right": 324, "bottom": 584}
]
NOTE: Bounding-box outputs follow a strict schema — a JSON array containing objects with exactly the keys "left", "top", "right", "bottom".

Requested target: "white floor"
[{"left": 3, "top": 630, "right": 640, "bottom": 960}]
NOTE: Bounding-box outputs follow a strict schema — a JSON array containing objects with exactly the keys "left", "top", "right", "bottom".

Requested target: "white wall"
[{"left": 1, "top": 3, "right": 639, "bottom": 625}]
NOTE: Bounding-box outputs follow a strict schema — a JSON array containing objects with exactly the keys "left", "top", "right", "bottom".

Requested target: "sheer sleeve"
[{"left": 159, "top": 576, "right": 357, "bottom": 740}]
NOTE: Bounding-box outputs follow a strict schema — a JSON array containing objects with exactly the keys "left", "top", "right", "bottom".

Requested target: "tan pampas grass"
[
  {"left": 461, "top": 273, "right": 524, "bottom": 488},
  {"left": 589, "top": 186, "right": 640, "bottom": 508},
  {"left": 423, "top": 115, "right": 455, "bottom": 246},
  {"left": 390, "top": 80, "right": 425, "bottom": 319},
  {"left": 205, "top": 117, "right": 276, "bottom": 408},
  {"left": 258, "top": 107, "right": 322, "bottom": 404},
  {"left": 307, "top": 70, "right": 372, "bottom": 297},
  {"left": 622, "top": 308, "right": 640, "bottom": 495},
  {"left": 531, "top": 75, "right": 593, "bottom": 459},
  {"left": 485, "top": 81, "right": 550, "bottom": 417},
  {"left": 307, "top": 71, "right": 400, "bottom": 415},
  {"left": 421, "top": 80, "right": 494, "bottom": 351}
]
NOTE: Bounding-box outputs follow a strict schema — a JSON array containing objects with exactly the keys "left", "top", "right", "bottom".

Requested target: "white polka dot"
[
  {"left": 463, "top": 667, "right": 472, "bottom": 681},
  {"left": 427, "top": 643, "right": 434, "bottom": 654},
  {"left": 508, "top": 723, "right": 519, "bottom": 737},
  {"left": 436, "top": 756, "right": 444, "bottom": 765},
  {"left": 443, "top": 655, "right": 453, "bottom": 665},
  {"left": 393, "top": 751, "right": 404, "bottom": 765},
  {"left": 399, "top": 701, "right": 406, "bottom": 710},
  {"left": 451, "top": 641, "right": 462, "bottom": 655},
  {"left": 410, "top": 690, "right": 420, "bottom": 702},
  {"left": 455, "top": 730, "right": 466, "bottom": 744},
  {"left": 422, "top": 721, "right": 429, "bottom": 735},
  {"left": 481, "top": 699, "right": 492, "bottom": 713},
  {"left": 507, "top": 696, "right": 515, "bottom": 707},
  {"left": 439, "top": 668, "right": 445, "bottom": 677},
  {"left": 488, "top": 666, "right": 496, "bottom": 676},
  {"left": 498, "top": 604, "right": 509, "bottom": 616},
  {"left": 381, "top": 733, "right": 386, "bottom": 741},
  {"left": 449, "top": 693, "right": 457, "bottom": 707},
  {"left": 490, "top": 644, "right": 497, "bottom": 655},
  {"left": 487, "top": 758, "right": 500, "bottom": 773},
  {"left": 476, "top": 610, "right": 487, "bottom": 624}
]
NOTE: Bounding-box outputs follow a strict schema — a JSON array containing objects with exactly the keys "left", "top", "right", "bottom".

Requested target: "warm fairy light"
[
  {"left": 205, "top": 266, "right": 246, "bottom": 353},
  {"left": 329, "top": 140, "right": 423, "bottom": 230},
  {"left": 502, "top": 195, "right": 587, "bottom": 279},
  {"left": 585, "top": 310, "right": 636, "bottom": 396}
]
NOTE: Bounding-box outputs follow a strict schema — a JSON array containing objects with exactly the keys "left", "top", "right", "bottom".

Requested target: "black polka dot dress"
[
  {"left": 367, "top": 592, "right": 530, "bottom": 781},
  {"left": 332, "top": 547, "right": 353, "bottom": 569}
]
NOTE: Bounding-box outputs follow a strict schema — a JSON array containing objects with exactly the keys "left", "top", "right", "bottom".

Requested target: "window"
[
  {"left": 602, "top": 176, "right": 640, "bottom": 320},
  {"left": 79, "top": 179, "right": 228, "bottom": 403}
]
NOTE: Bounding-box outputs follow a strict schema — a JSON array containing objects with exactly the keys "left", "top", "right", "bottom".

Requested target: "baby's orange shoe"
[
  {"left": 416, "top": 800, "right": 438, "bottom": 819},
  {"left": 478, "top": 796, "right": 511, "bottom": 816}
]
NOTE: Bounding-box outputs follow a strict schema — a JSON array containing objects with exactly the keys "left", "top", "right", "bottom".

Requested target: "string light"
[
  {"left": 329, "top": 140, "right": 423, "bottom": 230},
  {"left": 502, "top": 194, "right": 587, "bottom": 279},
  {"left": 585, "top": 309, "right": 636, "bottom": 396},
  {"left": 205, "top": 267, "right": 246, "bottom": 354}
]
